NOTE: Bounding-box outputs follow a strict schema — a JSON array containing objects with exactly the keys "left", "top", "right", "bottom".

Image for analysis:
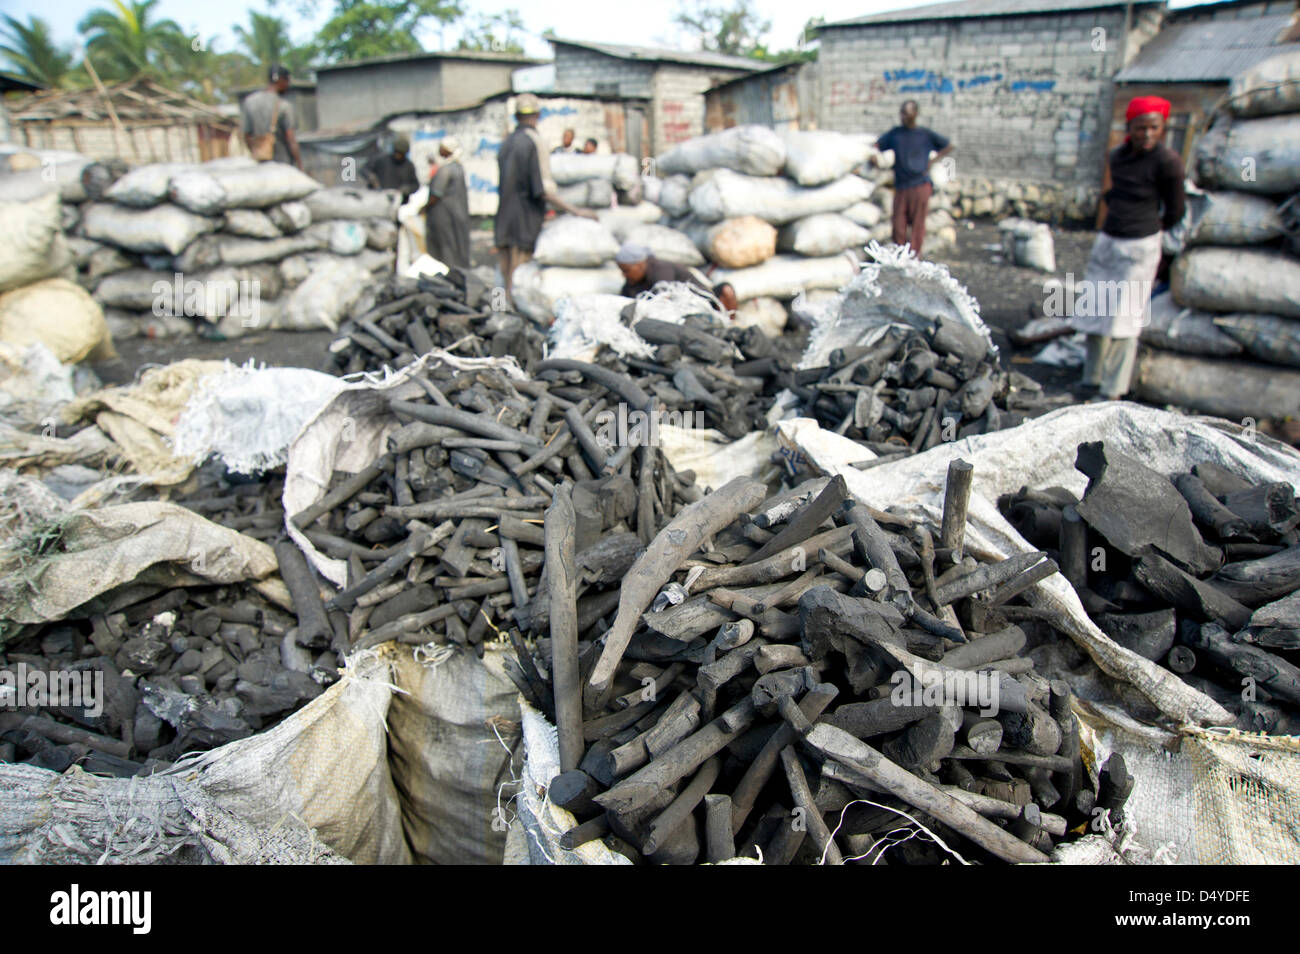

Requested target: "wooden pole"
[{"left": 546, "top": 485, "right": 584, "bottom": 772}]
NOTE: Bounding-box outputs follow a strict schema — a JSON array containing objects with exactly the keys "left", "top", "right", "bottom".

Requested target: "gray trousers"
[{"left": 1082, "top": 334, "right": 1139, "bottom": 398}]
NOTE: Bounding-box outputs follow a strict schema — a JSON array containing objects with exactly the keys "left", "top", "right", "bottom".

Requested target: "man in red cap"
[{"left": 1070, "top": 95, "right": 1185, "bottom": 400}]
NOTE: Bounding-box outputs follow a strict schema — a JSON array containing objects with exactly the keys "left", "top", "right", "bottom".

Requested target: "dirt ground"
[
  {"left": 932, "top": 218, "right": 1096, "bottom": 397},
  {"left": 106, "top": 220, "right": 1095, "bottom": 393}
]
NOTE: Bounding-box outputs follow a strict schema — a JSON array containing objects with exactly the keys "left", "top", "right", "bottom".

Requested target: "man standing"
[
  {"left": 363, "top": 134, "right": 420, "bottom": 201},
  {"left": 615, "top": 243, "right": 706, "bottom": 298},
  {"left": 495, "top": 93, "right": 596, "bottom": 301},
  {"left": 423, "top": 136, "right": 471, "bottom": 269},
  {"left": 241, "top": 65, "right": 303, "bottom": 169},
  {"left": 553, "top": 128, "right": 576, "bottom": 154},
  {"left": 873, "top": 100, "right": 952, "bottom": 257},
  {"left": 1071, "top": 95, "right": 1185, "bottom": 400}
]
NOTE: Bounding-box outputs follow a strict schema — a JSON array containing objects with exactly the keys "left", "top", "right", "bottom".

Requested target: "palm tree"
[
  {"left": 235, "top": 10, "right": 315, "bottom": 74},
  {"left": 77, "top": 0, "right": 186, "bottom": 82},
  {"left": 0, "top": 15, "right": 76, "bottom": 88}
]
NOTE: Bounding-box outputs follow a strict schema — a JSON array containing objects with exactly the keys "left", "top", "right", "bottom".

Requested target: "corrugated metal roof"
[
  {"left": 1116, "top": 12, "right": 1300, "bottom": 82},
  {"left": 820, "top": 0, "right": 1160, "bottom": 29},
  {"left": 708, "top": 60, "right": 805, "bottom": 93},
  {"left": 315, "top": 50, "right": 543, "bottom": 74},
  {"left": 549, "top": 38, "right": 759, "bottom": 72}
]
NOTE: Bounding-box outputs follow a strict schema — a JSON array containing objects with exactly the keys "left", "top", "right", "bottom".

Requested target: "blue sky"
[{"left": 4, "top": 0, "right": 1226, "bottom": 65}]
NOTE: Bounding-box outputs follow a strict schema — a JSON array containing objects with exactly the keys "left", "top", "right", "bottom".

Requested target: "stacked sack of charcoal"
[
  {"left": 511, "top": 153, "right": 676, "bottom": 325},
  {"left": 1133, "top": 50, "right": 1300, "bottom": 429},
  {"left": 642, "top": 126, "right": 886, "bottom": 337},
  {"left": 2, "top": 156, "right": 401, "bottom": 341},
  {"left": 0, "top": 149, "right": 120, "bottom": 367}
]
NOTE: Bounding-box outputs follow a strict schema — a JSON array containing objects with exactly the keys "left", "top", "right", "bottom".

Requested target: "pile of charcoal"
[
  {"left": 1000, "top": 442, "right": 1300, "bottom": 735},
  {"left": 320, "top": 271, "right": 548, "bottom": 377},
  {"left": 559, "top": 318, "right": 801, "bottom": 442},
  {"left": 285, "top": 359, "right": 699, "bottom": 660},
  {"left": 783, "top": 320, "right": 1046, "bottom": 461},
  {"left": 328, "top": 276, "right": 804, "bottom": 445},
  {"left": 514, "top": 461, "right": 1130, "bottom": 864},
  {"left": 0, "top": 466, "right": 341, "bottom": 774}
]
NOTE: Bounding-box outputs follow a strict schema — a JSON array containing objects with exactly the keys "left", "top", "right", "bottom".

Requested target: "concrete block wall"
[
  {"left": 555, "top": 47, "right": 749, "bottom": 153},
  {"left": 653, "top": 66, "right": 748, "bottom": 150},
  {"left": 440, "top": 61, "right": 522, "bottom": 111},
  {"left": 819, "top": 8, "right": 1161, "bottom": 189},
  {"left": 317, "top": 60, "right": 443, "bottom": 129},
  {"left": 390, "top": 96, "right": 632, "bottom": 216},
  {"left": 14, "top": 121, "right": 218, "bottom": 165},
  {"left": 554, "top": 48, "right": 656, "bottom": 99}
]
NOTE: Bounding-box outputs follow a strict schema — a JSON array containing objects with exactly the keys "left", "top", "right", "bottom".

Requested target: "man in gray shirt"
[{"left": 241, "top": 65, "right": 303, "bottom": 169}]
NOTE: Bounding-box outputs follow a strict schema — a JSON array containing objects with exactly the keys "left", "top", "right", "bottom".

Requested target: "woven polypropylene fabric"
[{"left": 1186, "top": 728, "right": 1300, "bottom": 864}]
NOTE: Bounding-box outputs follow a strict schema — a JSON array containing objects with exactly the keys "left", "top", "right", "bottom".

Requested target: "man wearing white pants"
[{"left": 1073, "top": 95, "right": 1185, "bottom": 399}]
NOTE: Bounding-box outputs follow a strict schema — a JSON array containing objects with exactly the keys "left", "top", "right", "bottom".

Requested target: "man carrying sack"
[
  {"left": 1072, "top": 95, "right": 1186, "bottom": 400},
  {"left": 241, "top": 65, "right": 304, "bottom": 170}
]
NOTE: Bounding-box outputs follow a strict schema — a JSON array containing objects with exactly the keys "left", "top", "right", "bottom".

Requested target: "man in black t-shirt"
[{"left": 873, "top": 100, "right": 952, "bottom": 257}]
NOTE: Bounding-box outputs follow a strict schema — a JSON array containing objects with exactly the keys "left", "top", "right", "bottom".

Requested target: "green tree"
[
  {"left": 316, "top": 0, "right": 464, "bottom": 62},
  {"left": 77, "top": 0, "right": 186, "bottom": 81},
  {"left": 673, "top": 0, "right": 770, "bottom": 57},
  {"left": 750, "top": 16, "right": 822, "bottom": 64},
  {"left": 157, "top": 33, "right": 250, "bottom": 101},
  {"left": 0, "top": 15, "right": 78, "bottom": 88},
  {"left": 456, "top": 9, "right": 525, "bottom": 55},
  {"left": 235, "top": 10, "right": 316, "bottom": 73}
]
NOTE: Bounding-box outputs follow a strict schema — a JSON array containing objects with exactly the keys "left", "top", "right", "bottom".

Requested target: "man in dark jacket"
[
  {"left": 363, "top": 134, "right": 420, "bottom": 201},
  {"left": 495, "top": 93, "right": 595, "bottom": 302},
  {"left": 615, "top": 243, "right": 706, "bottom": 298},
  {"left": 873, "top": 100, "right": 952, "bottom": 257}
]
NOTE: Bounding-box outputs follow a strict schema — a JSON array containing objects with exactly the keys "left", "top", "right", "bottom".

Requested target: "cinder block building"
[
  {"left": 549, "top": 39, "right": 758, "bottom": 154},
  {"left": 815, "top": 0, "right": 1167, "bottom": 189},
  {"left": 1111, "top": 0, "right": 1300, "bottom": 166}
]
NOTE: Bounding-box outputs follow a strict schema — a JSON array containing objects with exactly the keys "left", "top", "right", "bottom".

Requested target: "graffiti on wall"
[
  {"left": 395, "top": 97, "right": 617, "bottom": 216},
  {"left": 833, "top": 68, "right": 1057, "bottom": 106},
  {"left": 660, "top": 100, "right": 693, "bottom": 144}
]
